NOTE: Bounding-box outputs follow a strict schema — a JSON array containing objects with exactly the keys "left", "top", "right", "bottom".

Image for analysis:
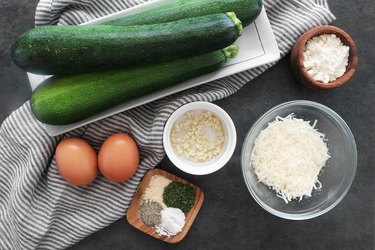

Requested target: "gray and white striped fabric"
[{"left": 0, "top": 0, "right": 335, "bottom": 249}]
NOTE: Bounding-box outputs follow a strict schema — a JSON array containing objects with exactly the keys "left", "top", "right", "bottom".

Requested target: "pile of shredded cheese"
[{"left": 250, "top": 114, "right": 330, "bottom": 203}]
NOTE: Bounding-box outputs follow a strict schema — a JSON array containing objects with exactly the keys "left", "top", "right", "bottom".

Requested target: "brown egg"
[
  {"left": 55, "top": 137, "right": 98, "bottom": 186},
  {"left": 98, "top": 133, "right": 139, "bottom": 182}
]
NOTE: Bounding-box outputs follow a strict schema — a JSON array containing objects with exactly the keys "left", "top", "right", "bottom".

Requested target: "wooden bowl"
[
  {"left": 126, "top": 168, "right": 204, "bottom": 243},
  {"left": 291, "top": 25, "right": 358, "bottom": 90}
]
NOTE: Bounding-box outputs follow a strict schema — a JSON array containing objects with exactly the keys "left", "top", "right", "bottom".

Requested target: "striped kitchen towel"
[{"left": 0, "top": 0, "right": 335, "bottom": 249}]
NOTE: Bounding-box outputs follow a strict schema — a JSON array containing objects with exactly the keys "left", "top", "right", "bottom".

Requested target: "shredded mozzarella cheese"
[{"left": 250, "top": 114, "right": 330, "bottom": 203}]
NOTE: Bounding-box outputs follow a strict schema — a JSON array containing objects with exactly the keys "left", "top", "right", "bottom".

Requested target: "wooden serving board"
[{"left": 126, "top": 168, "right": 204, "bottom": 243}]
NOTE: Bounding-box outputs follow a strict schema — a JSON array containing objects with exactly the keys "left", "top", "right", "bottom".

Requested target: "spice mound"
[
  {"left": 138, "top": 174, "right": 196, "bottom": 237},
  {"left": 170, "top": 111, "right": 225, "bottom": 162},
  {"left": 250, "top": 114, "right": 330, "bottom": 203},
  {"left": 139, "top": 201, "right": 162, "bottom": 227},
  {"left": 143, "top": 175, "right": 171, "bottom": 208},
  {"left": 155, "top": 208, "right": 186, "bottom": 237},
  {"left": 303, "top": 34, "right": 349, "bottom": 83},
  {"left": 163, "top": 181, "right": 195, "bottom": 212}
]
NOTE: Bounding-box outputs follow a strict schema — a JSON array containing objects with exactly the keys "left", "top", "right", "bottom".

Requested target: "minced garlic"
[{"left": 170, "top": 111, "right": 225, "bottom": 162}]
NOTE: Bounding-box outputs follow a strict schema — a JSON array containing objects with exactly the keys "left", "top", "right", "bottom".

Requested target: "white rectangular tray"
[{"left": 28, "top": 1, "right": 280, "bottom": 136}]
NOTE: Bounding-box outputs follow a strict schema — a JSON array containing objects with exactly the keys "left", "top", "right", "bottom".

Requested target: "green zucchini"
[
  {"left": 104, "top": 0, "right": 262, "bottom": 27},
  {"left": 11, "top": 13, "right": 242, "bottom": 75},
  {"left": 31, "top": 45, "right": 238, "bottom": 125}
]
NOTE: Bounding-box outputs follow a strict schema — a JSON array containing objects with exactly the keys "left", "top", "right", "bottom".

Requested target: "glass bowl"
[{"left": 241, "top": 100, "right": 357, "bottom": 220}]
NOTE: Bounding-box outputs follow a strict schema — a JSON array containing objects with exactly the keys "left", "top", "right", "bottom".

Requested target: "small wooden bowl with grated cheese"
[{"left": 291, "top": 25, "right": 358, "bottom": 90}]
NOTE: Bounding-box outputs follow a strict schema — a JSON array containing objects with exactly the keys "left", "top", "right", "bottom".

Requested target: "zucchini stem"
[
  {"left": 226, "top": 12, "right": 243, "bottom": 36},
  {"left": 222, "top": 44, "right": 239, "bottom": 62}
]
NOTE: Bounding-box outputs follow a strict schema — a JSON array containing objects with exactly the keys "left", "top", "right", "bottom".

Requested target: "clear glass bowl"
[{"left": 241, "top": 100, "right": 357, "bottom": 220}]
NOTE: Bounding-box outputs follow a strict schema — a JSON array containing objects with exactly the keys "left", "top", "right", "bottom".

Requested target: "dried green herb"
[
  {"left": 163, "top": 181, "right": 195, "bottom": 212},
  {"left": 138, "top": 200, "right": 162, "bottom": 227}
]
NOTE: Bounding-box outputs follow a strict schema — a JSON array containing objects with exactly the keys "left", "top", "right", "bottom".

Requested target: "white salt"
[{"left": 155, "top": 207, "right": 185, "bottom": 237}]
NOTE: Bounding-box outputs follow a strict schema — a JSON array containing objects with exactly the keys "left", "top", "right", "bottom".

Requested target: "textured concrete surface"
[{"left": 1, "top": 0, "right": 374, "bottom": 249}]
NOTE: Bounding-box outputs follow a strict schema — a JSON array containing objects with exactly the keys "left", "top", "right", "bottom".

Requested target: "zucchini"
[
  {"left": 11, "top": 13, "right": 242, "bottom": 75},
  {"left": 31, "top": 45, "right": 239, "bottom": 125},
  {"left": 104, "top": 0, "right": 262, "bottom": 27}
]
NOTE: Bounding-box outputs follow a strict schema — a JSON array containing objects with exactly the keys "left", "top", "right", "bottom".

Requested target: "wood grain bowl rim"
[
  {"left": 126, "top": 168, "right": 204, "bottom": 244},
  {"left": 292, "top": 25, "right": 358, "bottom": 90}
]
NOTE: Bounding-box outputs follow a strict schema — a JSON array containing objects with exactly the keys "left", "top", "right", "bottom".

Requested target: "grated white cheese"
[
  {"left": 250, "top": 114, "right": 330, "bottom": 203},
  {"left": 303, "top": 34, "right": 349, "bottom": 83}
]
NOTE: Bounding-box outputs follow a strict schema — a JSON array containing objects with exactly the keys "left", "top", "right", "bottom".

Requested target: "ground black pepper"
[
  {"left": 163, "top": 181, "right": 195, "bottom": 212},
  {"left": 138, "top": 200, "right": 162, "bottom": 227}
]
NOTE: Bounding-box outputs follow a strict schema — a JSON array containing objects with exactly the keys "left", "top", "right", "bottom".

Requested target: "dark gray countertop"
[{"left": 1, "top": 0, "right": 374, "bottom": 249}]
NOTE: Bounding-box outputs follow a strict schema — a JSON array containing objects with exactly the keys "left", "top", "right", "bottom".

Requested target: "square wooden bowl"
[{"left": 126, "top": 168, "right": 204, "bottom": 243}]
